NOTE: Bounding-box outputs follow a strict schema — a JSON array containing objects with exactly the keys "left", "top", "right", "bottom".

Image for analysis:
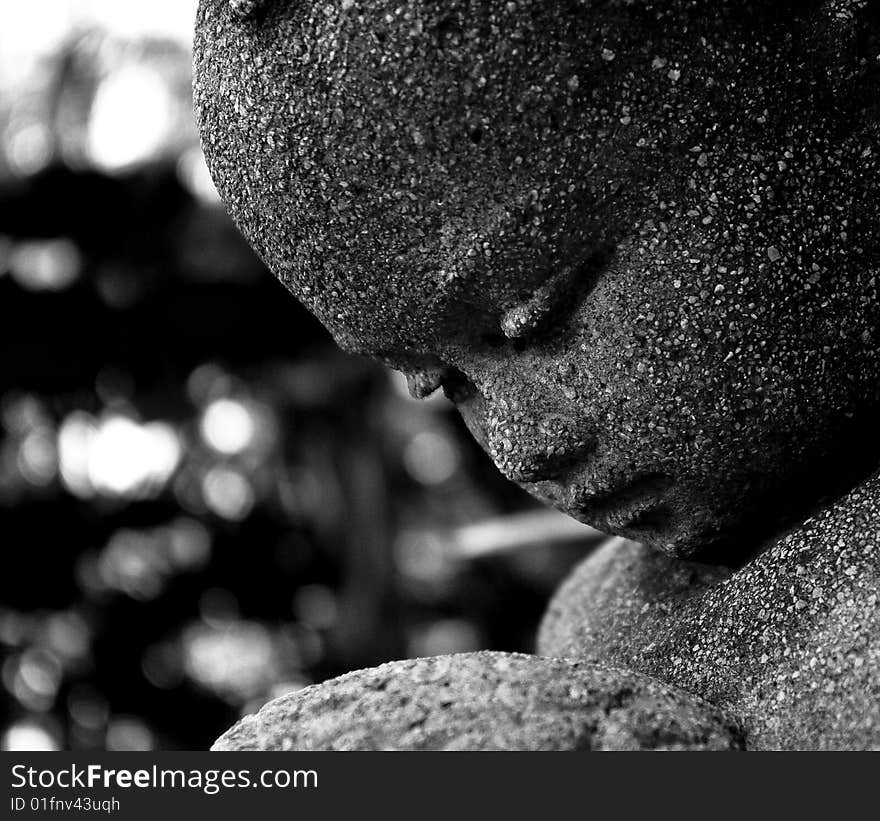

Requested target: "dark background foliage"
[{"left": 0, "top": 2, "right": 596, "bottom": 751}]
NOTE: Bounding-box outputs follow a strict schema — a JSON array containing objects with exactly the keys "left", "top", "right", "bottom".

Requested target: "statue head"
[{"left": 194, "top": 0, "right": 880, "bottom": 559}]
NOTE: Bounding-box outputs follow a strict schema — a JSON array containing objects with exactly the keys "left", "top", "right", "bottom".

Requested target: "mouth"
[{"left": 531, "top": 470, "right": 675, "bottom": 534}]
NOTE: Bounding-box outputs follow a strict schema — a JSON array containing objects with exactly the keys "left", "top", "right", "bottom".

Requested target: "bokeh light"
[
  {"left": 201, "top": 467, "right": 254, "bottom": 521},
  {"left": 87, "top": 66, "right": 175, "bottom": 172},
  {"left": 2, "top": 720, "right": 60, "bottom": 752},
  {"left": 58, "top": 413, "right": 181, "bottom": 499},
  {"left": 0, "top": 0, "right": 592, "bottom": 754},
  {"left": 200, "top": 398, "right": 257, "bottom": 456},
  {"left": 403, "top": 430, "right": 460, "bottom": 486},
  {"left": 182, "top": 620, "right": 281, "bottom": 704},
  {"left": 8, "top": 238, "right": 82, "bottom": 291},
  {"left": 5, "top": 122, "right": 53, "bottom": 176},
  {"left": 106, "top": 716, "right": 155, "bottom": 751}
]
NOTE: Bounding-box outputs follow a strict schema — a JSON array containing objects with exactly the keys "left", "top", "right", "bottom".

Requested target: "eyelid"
[
  {"left": 229, "top": 0, "right": 270, "bottom": 22},
  {"left": 500, "top": 265, "right": 575, "bottom": 340}
]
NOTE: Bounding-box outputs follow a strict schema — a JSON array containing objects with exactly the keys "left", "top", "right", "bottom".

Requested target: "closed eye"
[{"left": 498, "top": 244, "right": 614, "bottom": 345}]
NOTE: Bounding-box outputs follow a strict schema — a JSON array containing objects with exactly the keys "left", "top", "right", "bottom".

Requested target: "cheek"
[
  {"left": 443, "top": 246, "right": 870, "bottom": 509},
  {"left": 576, "top": 249, "right": 864, "bottom": 487},
  {"left": 576, "top": 285, "right": 748, "bottom": 476}
]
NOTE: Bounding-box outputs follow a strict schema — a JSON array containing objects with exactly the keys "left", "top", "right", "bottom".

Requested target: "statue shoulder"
[{"left": 538, "top": 474, "right": 880, "bottom": 749}]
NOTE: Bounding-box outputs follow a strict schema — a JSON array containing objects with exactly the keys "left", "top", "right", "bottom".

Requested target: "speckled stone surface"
[
  {"left": 195, "top": 0, "right": 880, "bottom": 560},
  {"left": 212, "top": 651, "right": 744, "bottom": 751},
  {"left": 539, "top": 473, "right": 880, "bottom": 750}
]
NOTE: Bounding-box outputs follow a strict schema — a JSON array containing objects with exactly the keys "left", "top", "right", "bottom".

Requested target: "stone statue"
[{"left": 194, "top": 0, "right": 880, "bottom": 749}]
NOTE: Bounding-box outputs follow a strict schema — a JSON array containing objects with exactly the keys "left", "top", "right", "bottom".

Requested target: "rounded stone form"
[
  {"left": 539, "top": 537, "right": 732, "bottom": 665},
  {"left": 538, "top": 477, "right": 880, "bottom": 750},
  {"left": 212, "top": 651, "right": 744, "bottom": 751}
]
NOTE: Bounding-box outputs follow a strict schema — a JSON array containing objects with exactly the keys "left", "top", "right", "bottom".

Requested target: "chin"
[
  {"left": 529, "top": 474, "right": 759, "bottom": 565},
  {"left": 580, "top": 508, "right": 708, "bottom": 562}
]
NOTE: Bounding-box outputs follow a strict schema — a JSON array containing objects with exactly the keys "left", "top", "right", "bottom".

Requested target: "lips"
[{"left": 532, "top": 470, "right": 674, "bottom": 533}]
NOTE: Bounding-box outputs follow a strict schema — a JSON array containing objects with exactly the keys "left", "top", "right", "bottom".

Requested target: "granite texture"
[{"left": 212, "top": 651, "right": 745, "bottom": 751}]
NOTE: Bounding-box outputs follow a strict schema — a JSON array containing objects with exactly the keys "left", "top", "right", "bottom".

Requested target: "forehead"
[
  {"left": 194, "top": 0, "right": 777, "bottom": 352},
  {"left": 195, "top": 6, "right": 636, "bottom": 292}
]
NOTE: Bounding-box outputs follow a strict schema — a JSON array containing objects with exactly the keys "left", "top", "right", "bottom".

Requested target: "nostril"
[
  {"left": 480, "top": 332, "right": 508, "bottom": 349},
  {"left": 440, "top": 367, "right": 478, "bottom": 404}
]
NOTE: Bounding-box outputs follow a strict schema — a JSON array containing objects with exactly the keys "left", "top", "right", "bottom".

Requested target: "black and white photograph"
[{"left": 1, "top": 0, "right": 879, "bottom": 786}]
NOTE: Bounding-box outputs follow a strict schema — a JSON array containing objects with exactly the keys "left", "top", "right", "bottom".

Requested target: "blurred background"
[{"left": 0, "top": 0, "right": 600, "bottom": 751}]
